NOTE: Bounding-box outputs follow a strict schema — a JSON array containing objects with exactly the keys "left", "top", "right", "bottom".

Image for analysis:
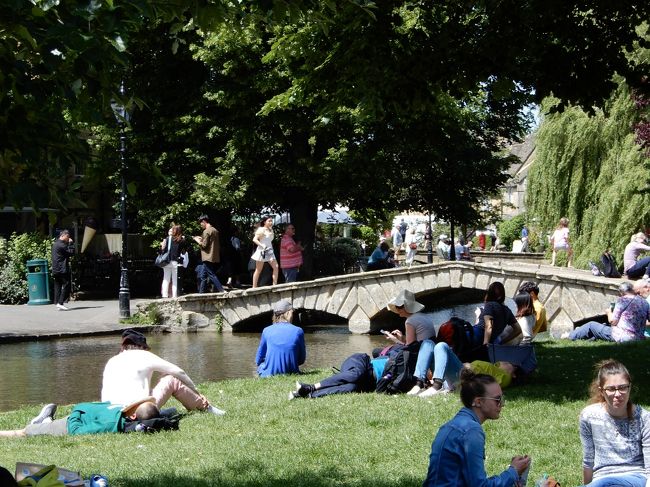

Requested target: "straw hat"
[{"left": 387, "top": 289, "right": 424, "bottom": 314}]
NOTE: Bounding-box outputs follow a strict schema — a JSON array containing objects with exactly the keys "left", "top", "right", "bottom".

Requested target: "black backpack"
[
  {"left": 375, "top": 341, "right": 421, "bottom": 394},
  {"left": 601, "top": 251, "right": 621, "bottom": 278},
  {"left": 123, "top": 415, "right": 180, "bottom": 433}
]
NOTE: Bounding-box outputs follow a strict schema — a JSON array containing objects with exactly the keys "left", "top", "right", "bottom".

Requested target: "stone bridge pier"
[{"left": 145, "top": 261, "right": 624, "bottom": 337}]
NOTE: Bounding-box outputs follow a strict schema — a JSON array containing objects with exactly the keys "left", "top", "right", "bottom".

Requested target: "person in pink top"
[
  {"left": 280, "top": 223, "right": 304, "bottom": 283},
  {"left": 623, "top": 232, "right": 650, "bottom": 280},
  {"left": 550, "top": 217, "right": 573, "bottom": 267}
]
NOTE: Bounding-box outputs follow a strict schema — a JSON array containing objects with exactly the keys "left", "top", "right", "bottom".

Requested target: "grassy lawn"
[{"left": 2, "top": 339, "right": 650, "bottom": 486}]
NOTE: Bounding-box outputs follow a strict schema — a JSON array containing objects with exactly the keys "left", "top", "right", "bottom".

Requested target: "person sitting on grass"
[
  {"left": 256, "top": 299, "right": 306, "bottom": 377},
  {"left": 498, "top": 292, "right": 536, "bottom": 346},
  {"left": 0, "top": 398, "right": 160, "bottom": 438},
  {"left": 101, "top": 329, "right": 226, "bottom": 416},
  {"left": 578, "top": 359, "right": 650, "bottom": 487},
  {"left": 422, "top": 368, "right": 531, "bottom": 486},
  {"left": 518, "top": 281, "right": 548, "bottom": 335},
  {"left": 407, "top": 320, "right": 519, "bottom": 397},
  {"left": 385, "top": 289, "right": 435, "bottom": 345},
  {"left": 474, "top": 282, "right": 522, "bottom": 347},
  {"left": 563, "top": 282, "right": 649, "bottom": 343}
]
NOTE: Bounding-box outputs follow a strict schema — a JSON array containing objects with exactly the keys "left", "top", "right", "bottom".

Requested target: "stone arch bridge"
[{"left": 149, "top": 261, "right": 624, "bottom": 336}]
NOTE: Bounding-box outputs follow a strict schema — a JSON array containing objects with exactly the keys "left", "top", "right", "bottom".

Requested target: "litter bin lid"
[{"left": 27, "top": 258, "right": 48, "bottom": 265}]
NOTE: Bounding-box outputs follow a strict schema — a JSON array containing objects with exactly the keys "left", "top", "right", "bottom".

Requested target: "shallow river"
[{"left": 0, "top": 303, "right": 483, "bottom": 412}]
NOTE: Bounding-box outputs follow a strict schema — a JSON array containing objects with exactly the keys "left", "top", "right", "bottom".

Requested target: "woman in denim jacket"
[{"left": 423, "top": 368, "right": 530, "bottom": 486}]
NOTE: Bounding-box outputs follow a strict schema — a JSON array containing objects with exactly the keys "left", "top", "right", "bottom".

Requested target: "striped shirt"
[{"left": 280, "top": 234, "right": 302, "bottom": 269}]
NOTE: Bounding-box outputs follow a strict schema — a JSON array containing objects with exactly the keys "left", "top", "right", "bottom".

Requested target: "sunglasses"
[{"left": 479, "top": 395, "right": 505, "bottom": 406}]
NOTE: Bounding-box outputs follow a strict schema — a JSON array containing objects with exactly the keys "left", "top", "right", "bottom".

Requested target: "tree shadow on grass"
[
  {"left": 114, "top": 460, "right": 423, "bottom": 487},
  {"left": 506, "top": 339, "right": 650, "bottom": 404}
]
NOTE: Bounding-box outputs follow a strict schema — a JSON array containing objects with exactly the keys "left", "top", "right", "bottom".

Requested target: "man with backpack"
[{"left": 289, "top": 341, "right": 422, "bottom": 399}]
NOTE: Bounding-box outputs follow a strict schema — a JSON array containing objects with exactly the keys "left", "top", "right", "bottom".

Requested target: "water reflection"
[{"left": 0, "top": 303, "right": 486, "bottom": 412}]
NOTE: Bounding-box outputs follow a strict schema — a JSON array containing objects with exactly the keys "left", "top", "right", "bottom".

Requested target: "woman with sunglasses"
[
  {"left": 578, "top": 359, "right": 650, "bottom": 487},
  {"left": 423, "top": 368, "right": 530, "bottom": 486}
]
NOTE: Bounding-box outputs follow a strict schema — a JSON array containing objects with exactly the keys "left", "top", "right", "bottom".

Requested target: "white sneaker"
[
  {"left": 406, "top": 384, "right": 424, "bottom": 396},
  {"left": 56, "top": 304, "right": 69, "bottom": 311},
  {"left": 560, "top": 332, "right": 570, "bottom": 339},
  {"left": 419, "top": 387, "right": 447, "bottom": 398},
  {"left": 206, "top": 404, "right": 226, "bottom": 416},
  {"left": 30, "top": 403, "right": 57, "bottom": 424}
]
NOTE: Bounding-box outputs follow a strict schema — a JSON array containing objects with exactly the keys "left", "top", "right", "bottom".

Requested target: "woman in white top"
[
  {"left": 578, "top": 359, "right": 650, "bottom": 487},
  {"left": 550, "top": 217, "right": 573, "bottom": 267},
  {"left": 385, "top": 289, "right": 435, "bottom": 344},
  {"left": 506, "top": 292, "right": 536, "bottom": 345},
  {"left": 251, "top": 216, "right": 279, "bottom": 288},
  {"left": 405, "top": 227, "right": 417, "bottom": 267}
]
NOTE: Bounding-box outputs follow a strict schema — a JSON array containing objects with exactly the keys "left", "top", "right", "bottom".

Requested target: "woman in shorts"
[
  {"left": 251, "top": 216, "right": 279, "bottom": 288},
  {"left": 550, "top": 217, "right": 573, "bottom": 267}
]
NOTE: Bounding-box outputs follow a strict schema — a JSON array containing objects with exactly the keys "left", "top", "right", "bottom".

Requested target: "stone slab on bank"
[{"left": 0, "top": 299, "right": 149, "bottom": 342}]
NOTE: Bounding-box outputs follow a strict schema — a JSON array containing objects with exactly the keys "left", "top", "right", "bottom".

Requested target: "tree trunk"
[{"left": 288, "top": 199, "right": 318, "bottom": 281}]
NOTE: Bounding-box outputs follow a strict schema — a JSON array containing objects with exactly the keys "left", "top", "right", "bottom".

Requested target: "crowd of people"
[
  {"left": 9, "top": 262, "right": 650, "bottom": 486},
  {"left": 152, "top": 214, "right": 307, "bottom": 297},
  {"left": 266, "top": 279, "right": 649, "bottom": 486}
]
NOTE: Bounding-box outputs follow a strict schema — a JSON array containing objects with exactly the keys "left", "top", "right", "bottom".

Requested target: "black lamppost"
[
  {"left": 449, "top": 220, "right": 456, "bottom": 261},
  {"left": 427, "top": 212, "right": 433, "bottom": 263},
  {"left": 111, "top": 81, "right": 131, "bottom": 318}
]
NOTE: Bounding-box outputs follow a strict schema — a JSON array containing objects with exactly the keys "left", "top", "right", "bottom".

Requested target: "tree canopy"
[{"left": 2, "top": 0, "right": 650, "bottom": 232}]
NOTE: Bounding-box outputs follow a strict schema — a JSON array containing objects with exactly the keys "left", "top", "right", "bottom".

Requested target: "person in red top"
[{"left": 280, "top": 224, "right": 304, "bottom": 283}]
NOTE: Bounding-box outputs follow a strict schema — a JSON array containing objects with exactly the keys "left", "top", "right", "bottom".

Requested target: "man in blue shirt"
[{"left": 256, "top": 299, "right": 306, "bottom": 377}]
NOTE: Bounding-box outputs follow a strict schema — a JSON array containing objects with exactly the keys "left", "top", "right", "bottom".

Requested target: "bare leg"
[
  {"left": 270, "top": 260, "right": 279, "bottom": 285},
  {"left": 0, "top": 428, "right": 26, "bottom": 437},
  {"left": 567, "top": 248, "right": 573, "bottom": 267},
  {"left": 252, "top": 260, "right": 264, "bottom": 288},
  {"left": 551, "top": 250, "right": 557, "bottom": 266}
]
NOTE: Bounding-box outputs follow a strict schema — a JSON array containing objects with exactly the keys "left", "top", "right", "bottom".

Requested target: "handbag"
[
  {"left": 409, "top": 242, "right": 417, "bottom": 250},
  {"left": 155, "top": 236, "right": 172, "bottom": 268}
]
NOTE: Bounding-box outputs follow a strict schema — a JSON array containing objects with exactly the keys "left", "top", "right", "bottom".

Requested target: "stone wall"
[{"left": 143, "top": 261, "right": 622, "bottom": 337}]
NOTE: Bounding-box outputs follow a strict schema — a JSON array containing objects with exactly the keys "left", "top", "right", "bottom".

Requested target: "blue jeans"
[
  {"left": 487, "top": 344, "right": 538, "bottom": 375},
  {"left": 581, "top": 473, "right": 647, "bottom": 487},
  {"left": 414, "top": 341, "right": 462, "bottom": 385},
  {"left": 626, "top": 257, "right": 650, "bottom": 279},
  {"left": 313, "top": 353, "right": 375, "bottom": 397},
  {"left": 283, "top": 267, "right": 299, "bottom": 283},
  {"left": 569, "top": 321, "right": 612, "bottom": 341},
  {"left": 199, "top": 261, "right": 224, "bottom": 293}
]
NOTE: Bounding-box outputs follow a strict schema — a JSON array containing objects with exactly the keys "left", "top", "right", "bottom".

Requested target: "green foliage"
[
  {"left": 313, "top": 237, "right": 361, "bottom": 276},
  {"left": 121, "top": 304, "right": 162, "bottom": 326},
  {"left": 497, "top": 214, "right": 526, "bottom": 251},
  {"left": 0, "top": 233, "right": 52, "bottom": 304},
  {"left": 358, "top": 225, "right": 380, "bottom": 251},
  {"left": 528, "top": 82, "right": 650, "bottom": 268}
]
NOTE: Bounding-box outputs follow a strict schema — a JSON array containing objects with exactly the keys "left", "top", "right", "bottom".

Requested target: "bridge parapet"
[{"left": 144, "top": 262, "right": 623, "bottom": 336}]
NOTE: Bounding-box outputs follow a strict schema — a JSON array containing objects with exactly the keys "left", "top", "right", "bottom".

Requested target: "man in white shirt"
[{"left": 101, "top": 329, "right": 225, "bottom": 415}]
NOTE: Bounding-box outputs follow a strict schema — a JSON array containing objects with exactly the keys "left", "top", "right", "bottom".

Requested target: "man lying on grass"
[{"left": 0, "top": 397, "right": 170, "bottom": 438}]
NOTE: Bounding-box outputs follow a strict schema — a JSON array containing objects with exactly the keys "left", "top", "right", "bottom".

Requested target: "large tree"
[{"left": 527, "top": 82, "right": 650, "bottom": 268}]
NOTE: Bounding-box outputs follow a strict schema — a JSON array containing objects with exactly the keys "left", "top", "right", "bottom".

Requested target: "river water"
[{"left": 0, "top": 303, "right": 485, "bottom": 412}]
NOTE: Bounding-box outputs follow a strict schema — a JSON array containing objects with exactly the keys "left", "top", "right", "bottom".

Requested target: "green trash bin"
[{"left": 26, "top": 258, "right": 51, "bottom": 305}]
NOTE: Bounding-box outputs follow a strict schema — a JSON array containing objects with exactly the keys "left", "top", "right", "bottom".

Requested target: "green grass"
[{"left": 2, "top": 339, "right": 650, "bottom": 486}]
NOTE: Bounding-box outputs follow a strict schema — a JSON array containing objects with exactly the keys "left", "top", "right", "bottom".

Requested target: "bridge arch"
[{"left": 150, "top": 262, "right": 622, "bottom": 336}]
